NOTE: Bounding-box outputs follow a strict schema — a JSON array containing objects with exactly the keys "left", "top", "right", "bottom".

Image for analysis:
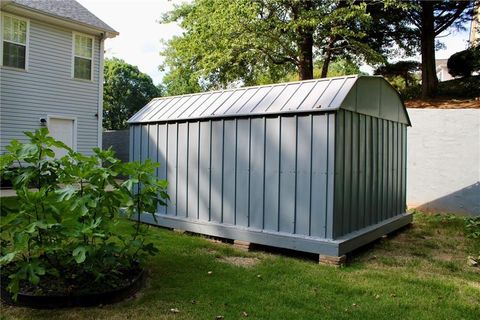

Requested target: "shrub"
[
  {"left": 447, "top": 46, "right": 480, "bottom": 78},
  {"left": 465, "top": 217, "right": 480, "bottom": 239},
  {"left": 0, "top": 128, "right": 168, "bottom": 299}
]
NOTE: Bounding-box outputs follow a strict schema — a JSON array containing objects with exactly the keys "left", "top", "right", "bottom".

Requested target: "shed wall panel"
[
  {"left": 198, "top": 121, "right": 211, "bottom": 221},
  {"left": 157, "top": 124, "right": 167, "bottom": 214},
  {"left": 264, "top": 118, "right": 281, "bottom": 231},
  {"left": 295, "top": 116, "right": 312, "bottom": 236},
  {"left": 210, "top": 120, "right": 224, "bottom": 222},
  {"left": 187, "top": 122, "right": 200, "bottom": 219},
  {"left": 235, "top": 119, "right": 250, "bottom": 227},
  {"left": 279, "top": 116, "right": 296, "bottom": 233},
  {"left": 310, "top": 114, "right": 329, "bottom": 238},
  {"left": 222, "top": 120, "right": 237, "bottom": 225},
  {"left": 249, "top": 118, "right": 266, "bottom": 230},
  {"left": 333, "top": 110, "right": 407, "bottom": 238},
  {"left": 166, "top": 123, "right": 178, "bottom": 215},
  {"left": 140, "top": 113, "right": 335, "bottom": 243}
]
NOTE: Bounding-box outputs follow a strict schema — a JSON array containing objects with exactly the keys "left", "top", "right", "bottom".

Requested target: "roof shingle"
[{"left": 10, "top": 0, "right": 117, "bottom": 33}]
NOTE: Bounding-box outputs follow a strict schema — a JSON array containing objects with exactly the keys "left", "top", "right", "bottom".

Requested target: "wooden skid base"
[
  {"left": 140, "top": 213, "right": 412, "bottom": 258},
  {"left": 319, "top": 254, "right": 346, "bottom": 267},
  {"left": 233, "top": 240, "right": 252, "bottom": 251}
]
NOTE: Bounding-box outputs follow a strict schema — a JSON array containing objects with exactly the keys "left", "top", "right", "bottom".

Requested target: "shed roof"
[
  {"left": 129, "top": 75, "right": 410, "bottom": 125},
  {"left": 4, "top": 0, "right": 118, "bottom": 35}
]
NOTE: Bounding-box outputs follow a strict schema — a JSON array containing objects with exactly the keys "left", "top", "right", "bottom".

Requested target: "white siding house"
[{"left": 0, "top": 0, "right": 118, "bottom": 155}]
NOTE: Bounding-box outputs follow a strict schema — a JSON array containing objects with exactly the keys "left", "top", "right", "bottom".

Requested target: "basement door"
[{"left": 48, "top": 117, "right": 76, "bottom": 157}]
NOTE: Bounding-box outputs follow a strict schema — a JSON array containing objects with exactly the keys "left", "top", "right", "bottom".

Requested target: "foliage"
[
  {"left": 447, "top": 46, "right": 480, "bottom": 78},
  {"left": 399, "top": 75, "right": 480, "bottom": 100},
  {"left": 406, "top": 1, "right": 475, "bottom": 98},
  {"left": 375, "top": 61, "right": 420, "bottom": 88},
  {"left": 103, "top": 58, "right": 161, "bottom": 130},
  {"left": 465, "top": 217, "right": 480, "bottom": 239},
  {"left": 281, "top": 58, "right": 362, "bottom": 83},
  {"left": 159, "top": 0, "right": 400, "bottom": 93},
  {"left": 437, "top": 75, "right": 480, "bottom": 98},
  {"left": 0, "top": 128, "right": 168, "bottom": 299},
  {"left": 398, "top": 85, "right": 422, "bottom": 100}
]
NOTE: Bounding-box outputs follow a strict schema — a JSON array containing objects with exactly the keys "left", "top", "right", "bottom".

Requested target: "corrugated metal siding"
[
  {"left": 129, "top": 76, "right": 357, "bottom": 123},
  {"left": 333, "top": 109, "right": 407, "bottom": 238},
  {"left": 131, "top": 113, "right": 336, "bottom": 239},
  {"left": 0, "top": 15, "right": 101, "bottom": 155}
]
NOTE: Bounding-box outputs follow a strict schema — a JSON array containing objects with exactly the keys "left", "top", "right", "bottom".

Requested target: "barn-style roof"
[{"left": 128, "top": 75, "right": 411, "bottom": 125}]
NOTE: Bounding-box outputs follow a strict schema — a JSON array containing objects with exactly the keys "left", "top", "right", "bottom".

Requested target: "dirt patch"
[
  {"left": 435, "top": 252, "right": 454, "bottom": 262},
  {"left": 405, "top": 99, "right": 480, "bottom": 109},
  {"left": 219, "top": 256, "right": 260, "bottom": 268},
  {"left": 196, "top": 248, "right": 218, "bottom": 255}
]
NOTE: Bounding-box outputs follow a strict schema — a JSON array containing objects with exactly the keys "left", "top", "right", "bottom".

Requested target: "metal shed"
[{"left": 128, "top": 75, "right": 412, "bottom": 259}]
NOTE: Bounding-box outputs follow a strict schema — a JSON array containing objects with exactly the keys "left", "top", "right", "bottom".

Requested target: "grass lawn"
[{"left": 1, "top": 211, "right": 479, "bottom": 320}]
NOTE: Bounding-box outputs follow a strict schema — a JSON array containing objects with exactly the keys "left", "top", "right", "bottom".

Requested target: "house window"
[
  {"left": 73, "top": 33, "right": 93, "bottom": 80},
  {"left": 2, "top": 14, "right": 28, "bottom": 69}
]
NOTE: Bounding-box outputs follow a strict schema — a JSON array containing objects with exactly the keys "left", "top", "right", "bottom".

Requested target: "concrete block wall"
[{"left": 406, "top": 109, "right": 480, "bottom": 216}]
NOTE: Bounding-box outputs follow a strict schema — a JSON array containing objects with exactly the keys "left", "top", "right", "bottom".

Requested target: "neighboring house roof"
[
  {"left": 129, "top": 75, "right": 411, "bottom": 126},
  {"left": 2, "top": 0, "right": 118, "bottom": 36}
]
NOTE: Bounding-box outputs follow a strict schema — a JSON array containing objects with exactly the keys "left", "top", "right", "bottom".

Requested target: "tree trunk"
[
  {"left": 420, "top": 1, "right": 438, "bottom": 99},
  {"left": 295, "top": 0, "right": 314, "bottom": 80},
  {"left": 320, "top": 36, "right": 336, "bottom": 78},
  {"left": 298, "top": 32, "right": 314, "bottom": 80}
]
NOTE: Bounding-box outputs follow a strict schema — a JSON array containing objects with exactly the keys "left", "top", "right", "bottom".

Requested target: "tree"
[
  {"left": 375, "top": 61, "right": 421, "bottom": 88},
  {"left": 103, "top": 58, "right": 161, "bottom": 130},
  {"left": 160, "top": 0, "right": 390, "bottom": 92},
  {"left": 406, "top": 1, "right": 475, "bottom": 98},
  {"left": 447, "top": 45, "right": 480, "bottom": 77}
]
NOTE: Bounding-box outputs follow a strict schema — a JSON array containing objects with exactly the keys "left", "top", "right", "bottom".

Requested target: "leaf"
[
  {"left": 0, "top": 252, "right": 17, "bottom": 266},
  {"left": 72, "top": 246, "right": 87, "bottom": 264},
  {"left": 27, "top": 263, "right": 45, "bottom": 285},
  {"left": 56, "top": 185, "right": 78, "bottom": 201}
]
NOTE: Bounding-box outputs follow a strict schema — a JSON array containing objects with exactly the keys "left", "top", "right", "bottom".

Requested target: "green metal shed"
[{"left": 128, "top": 75, "right": 412, "bottom": 261}]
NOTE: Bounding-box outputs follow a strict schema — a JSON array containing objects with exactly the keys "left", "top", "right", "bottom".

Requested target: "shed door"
[{"left": 48, "top": 117, "right": 75, "bottom": 157}]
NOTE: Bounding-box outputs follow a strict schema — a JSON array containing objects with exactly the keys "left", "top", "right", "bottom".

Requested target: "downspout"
[{"left": 97, "top": 33, "right": 106, "bottom": 149}]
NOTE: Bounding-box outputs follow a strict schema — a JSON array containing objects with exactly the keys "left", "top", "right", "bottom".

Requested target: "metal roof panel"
[{"left": 127, "top": 75, "right": 409, "bottom": 125}]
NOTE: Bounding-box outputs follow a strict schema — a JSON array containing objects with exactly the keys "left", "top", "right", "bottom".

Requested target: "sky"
[{"left": 77, "top": 0, "right": 473, "bottom": 85}]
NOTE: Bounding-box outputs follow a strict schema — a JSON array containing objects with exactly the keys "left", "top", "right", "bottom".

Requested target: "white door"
[{"left": 48, "top": 117, "right": 75, "bottom": 158}]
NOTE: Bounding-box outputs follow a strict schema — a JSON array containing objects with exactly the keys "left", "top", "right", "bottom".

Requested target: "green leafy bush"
[
  {"left": 0, "top": 128, "right": 168, "bottom": 299},
  {"left": 447, "top": 46, "right": 480, "bottom": 78},
  {"left": 465, "top": 217, "right": 480, "bottom": 239},
  {"left": 398, "top": 75, "right": 480, "bottom": 100}
]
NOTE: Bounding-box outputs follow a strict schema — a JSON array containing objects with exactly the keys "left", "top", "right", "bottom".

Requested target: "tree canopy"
[
  {"left": 160, "top": 0, "right": 397, "bottom": 93},
  {"left": 375, "top": 61, "right": 421, "bottom": 88},
  {"left": 447, "top": 45, "right": 480, "bottom": 78},
  {"left": 159, "top": 0, "right": 478, "bottom": 98},
  {"left": 103, "top": 58, "right": 161, "bottom": 130},
  {"left": 410, "top": 1, "right": 474, "bottom": 98}
]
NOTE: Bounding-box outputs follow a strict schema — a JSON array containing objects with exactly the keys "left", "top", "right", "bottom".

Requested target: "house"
[
  {"left": 0, "top": 0, "right": 118, "bottom": 156},
  {"left": 435, "top": 59, "right": 456, "bottom": 82}
]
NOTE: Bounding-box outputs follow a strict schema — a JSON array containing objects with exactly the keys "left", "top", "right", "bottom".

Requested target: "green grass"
[{"left": 1, "top": 211, "right": 479, "bottom": 320}]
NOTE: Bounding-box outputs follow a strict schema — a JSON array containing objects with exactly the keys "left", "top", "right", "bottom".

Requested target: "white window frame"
[
  {"left": 47, "top": 115, "right": 78, "bottom": 151},
  {"left": 0, "top": 12, "right": 30, "bottom": 70},
  {"left": 72, "top": 31, "right": 94, "bottom": 81}
]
